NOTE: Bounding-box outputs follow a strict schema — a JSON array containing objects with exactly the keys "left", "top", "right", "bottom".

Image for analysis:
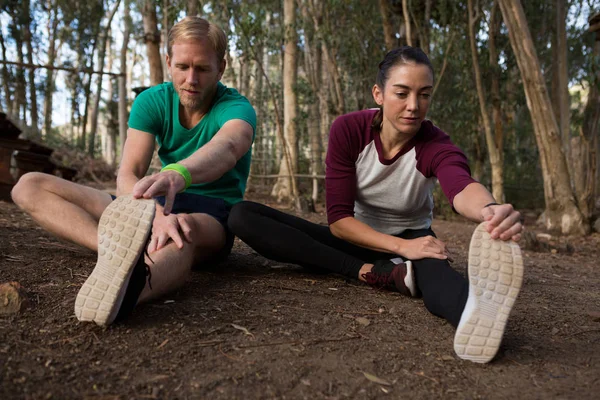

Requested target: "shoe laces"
[
  {"left": 362, "top": 270, "right": 393, "bottom": 288},
  {"left": 142, "top": 244, "right": 154, "bottom": 290}
]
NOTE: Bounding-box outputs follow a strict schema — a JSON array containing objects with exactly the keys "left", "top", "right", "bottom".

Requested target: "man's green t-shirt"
[{"left": 128, "top": 82, "right": 256, "bottom": 206}]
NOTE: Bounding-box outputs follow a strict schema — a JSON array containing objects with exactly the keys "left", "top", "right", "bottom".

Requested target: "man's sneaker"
[
  {"left": 362, "top": 260, "right": 417, "bottom": 297},
  {"left": 74, "top": 195, "right": 155, "bottom": 326},
  {"left": 454, "top": 222, "right": 524, "bottom": 363}
]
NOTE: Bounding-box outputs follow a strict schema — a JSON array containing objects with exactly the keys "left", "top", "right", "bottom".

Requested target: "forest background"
[{"left": 0, "top": 0, "right": 599, "bottom": 235}]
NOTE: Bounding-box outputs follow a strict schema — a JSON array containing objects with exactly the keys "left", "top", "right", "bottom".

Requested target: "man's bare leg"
[
  {"left": 11, "top": 172, "right": 113, "bottom": 251},
  {"left": 138, "top": 212, "right": 226, "bottom": 303},
  {"left": 75, "top": 195, "right": 227, "bottom": 325}
]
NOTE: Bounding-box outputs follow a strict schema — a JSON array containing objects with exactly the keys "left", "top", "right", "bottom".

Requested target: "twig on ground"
[
  {"left": 218, "top": 343, "right": 255, "bottom": 364},
  {"left": 571, "top": 329, "right": 600, "bottom": 336},
  {"left": 236, "top": 334, "right": 362, "bottom": 349}
]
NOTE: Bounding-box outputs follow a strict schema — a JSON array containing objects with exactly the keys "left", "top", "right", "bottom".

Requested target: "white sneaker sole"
[
  {"left": 404, "top": 260, "right": 417, "bottom": 297},
  {"left": 74, "top": 195, "right": 155, "bottom": 326},
  {"left": 454, "top": 222, "right": 524, "bottom": 363}
]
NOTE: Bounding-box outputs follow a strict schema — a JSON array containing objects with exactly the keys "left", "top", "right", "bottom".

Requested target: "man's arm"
[
  {"left": 179, "top": 119, "right": 253, "bottom": 183},
  {"left": 116, "top": 128, "right": 156, "bottom": 196},
  {"left": 133, "top": 119, "right": 254, "bottom": 214},
  {"left": 453, "top": 182, "right": 523, "bottom": 241}
]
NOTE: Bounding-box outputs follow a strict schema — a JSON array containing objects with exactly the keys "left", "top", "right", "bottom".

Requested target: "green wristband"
[{"left": 161, "top": 163, "right": 192, "bottom": 190}]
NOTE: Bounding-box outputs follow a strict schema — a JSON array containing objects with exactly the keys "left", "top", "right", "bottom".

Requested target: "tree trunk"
[
  {"left": 89, "top": 0, "right": 121, "bottom": 157},
  {"left": 552, "top": 0, "right": 570, "bottom": 157},
  {"left": 104, "top": 39, "right": 117, "bottom": 166},
  {"left": 0, "top": 23, "right": 13, "bottom": 114},
  {"left": 119, "top": 0, "right": 132, "bottom": 159},
  {"left": 161, "top": 0, "right": 169, "bottom": 83},
  {"left": 43, "top": 4, "right": 60, "bottom": 137},
  {"left": 498, "top": 0, "right": 587, "bottom": 234},
  {"left": 422, "top": 0, "right": 432, "bottom": 54},
  {"left": 468, "top": 0, "right": 504, "bottom": 202},
  {"left": 489, "top": 1, "right": 503, "bottom": 155},
  {"left": 187, "top": 0, "right": 200, "bottom": 16},
  {"left": 143, "top": 0, "right": 164, "bottom": 86},
  {"left": 571, "top": 33, "right": 599, "bottom": 220},
  {"left": 307, "top": 0, "right": 344, "bottom": 116},
  {"left": 271, "top": 0, "right": 299, "bottom": 204},
  {"left": 378, "top": 0, "right": 396, "bottom": 51},
  {"left": 402, "top": 0, "right": 412, "bottom": 46},
  {"left": 301, "top": 1, "right": 324, "bottom": 204},
  {"left": 23, "top": 18, "right": 39, "bottom": 134},
  {"left": 14, "top": 32, "right": 27, "bottom": 123}
]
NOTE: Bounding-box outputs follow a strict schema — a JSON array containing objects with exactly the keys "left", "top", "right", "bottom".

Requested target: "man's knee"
[{"left": 11, "top": 172, "right": 52, "bottom": 209}]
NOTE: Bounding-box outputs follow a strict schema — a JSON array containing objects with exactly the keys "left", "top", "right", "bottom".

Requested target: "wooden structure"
[{"left": 0, "top": 113, "right": 76, "bottom": 201}]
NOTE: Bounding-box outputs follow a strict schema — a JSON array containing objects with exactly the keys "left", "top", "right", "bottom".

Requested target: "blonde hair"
[{"left": 167, "top": 17, "right": 227, "bottom": 61}]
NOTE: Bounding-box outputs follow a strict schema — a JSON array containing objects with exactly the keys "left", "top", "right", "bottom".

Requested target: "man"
[{"left": 11, "top": 17, "right": 256, "bottom": 326}]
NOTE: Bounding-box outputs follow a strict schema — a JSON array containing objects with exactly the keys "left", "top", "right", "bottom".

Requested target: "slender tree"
[
  {"left": 142, "top": 0, "right": 163, "bottom": 86},
  {"left": 498, "top": 0, "right": 587, "bottom": 234},
  {"left": 118, "top": 0, "right": 131, "bottom": 157},
  {"left": 468, "top": 0, "right": 504, "bottom": 201},
  {"left": 271, "top": 0, "right": 299, "bottom": 204}
]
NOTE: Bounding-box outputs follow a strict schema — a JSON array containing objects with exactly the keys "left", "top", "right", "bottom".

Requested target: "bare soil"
[{"left": 1, "top": 196, "right": 599, "bottom": 400}]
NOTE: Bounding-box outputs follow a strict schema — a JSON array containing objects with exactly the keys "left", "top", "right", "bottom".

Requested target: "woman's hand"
[
  {"left": 396, "top": 236, "right": 453, "bottom": 261},
  {"left": 481, "top": 203, "right": 523, "bottom": 241},
  {"left": 148, "top": 210, "right": 193, "bottom": 253}
]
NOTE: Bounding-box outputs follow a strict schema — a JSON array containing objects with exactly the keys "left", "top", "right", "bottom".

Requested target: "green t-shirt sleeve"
[
  {"left": 128, "top": 88, "right": 165, "bottom": 136},
  {"left": 215, "top": 99, "right": 257, "bottom": 135}
]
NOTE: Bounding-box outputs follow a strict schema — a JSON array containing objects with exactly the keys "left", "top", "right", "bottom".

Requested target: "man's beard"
[{"left": 176, "top": 85, "right": 205, "bottom": 111}]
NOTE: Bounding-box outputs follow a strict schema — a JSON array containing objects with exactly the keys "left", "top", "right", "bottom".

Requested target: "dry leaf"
[
  {"left": 231, "top": 323, "right": 255, "bottom": 338},
  {"left": 362, "top": 371, "right": 392, "bottom": 386}
]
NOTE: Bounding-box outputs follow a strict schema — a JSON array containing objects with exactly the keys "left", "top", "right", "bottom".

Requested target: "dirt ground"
[{"left": 1, "top": 194, "right": 600, "bottom": 400}]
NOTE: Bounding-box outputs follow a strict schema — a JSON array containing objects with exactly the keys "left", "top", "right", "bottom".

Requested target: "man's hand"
[
  {"left": 132, "top": 171, "right": 186, "bottom": 215},
  {"left": 481, "top": 203, "right": 523, "bottom": 242},
  {"left": 397, "top": 236, "right": 454, "bottom": 261},
  {"left": 148, "top": 211, "right": 194, "bottom": 253}
]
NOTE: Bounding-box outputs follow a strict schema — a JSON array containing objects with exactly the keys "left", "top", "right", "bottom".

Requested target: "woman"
[{"left": 228, "top": 46, "right": 524, "bottom": 364}]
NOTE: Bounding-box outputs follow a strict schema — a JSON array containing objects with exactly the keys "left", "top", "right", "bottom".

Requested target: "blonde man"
[{"left": 11, "top": 17, "right": 256, "bottom": 326}]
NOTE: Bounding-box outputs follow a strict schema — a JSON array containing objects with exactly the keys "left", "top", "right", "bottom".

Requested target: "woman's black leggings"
[{"left": 228, "top": 201, "right": 468, "bottom": 327}]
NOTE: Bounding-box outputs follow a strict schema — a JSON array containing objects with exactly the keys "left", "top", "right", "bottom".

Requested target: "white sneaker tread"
[{"left": 74, "top": 195, "right": 155, "bottom": 326}]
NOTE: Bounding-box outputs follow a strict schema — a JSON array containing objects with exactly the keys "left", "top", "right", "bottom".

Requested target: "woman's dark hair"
[{"left": 372, "top": 46, "right": 434, "bottom": 132}]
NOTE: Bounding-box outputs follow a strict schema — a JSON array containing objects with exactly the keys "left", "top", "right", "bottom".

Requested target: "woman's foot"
[
  {"left": 454, "top": 222, "right": 524, "bottom": 363},
  {"left": 361, "top": 260, "right": 418, "bottom": 297}
]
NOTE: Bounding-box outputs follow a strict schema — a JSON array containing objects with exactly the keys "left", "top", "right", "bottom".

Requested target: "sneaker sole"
[
  {"left": 74, "top": 195, "right": 155, "bottom": 326},
  {"left": 454, "top": 222, "right": 524, "bottom": 363}
]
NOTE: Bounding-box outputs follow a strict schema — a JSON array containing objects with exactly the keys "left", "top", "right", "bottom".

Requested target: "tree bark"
[
  {"left": 498, "top": 0, "right": 587, "bottom": 234},
  {"left": 43, "top": 4, "right": 60, "bottom": 138},
  {"left": 14, "top": 31, "right": 27, "bottom": 123},
  {"left": 301, "top": 0, "right": 324, "bottom": 204},
  {"left": 104, "top": 36, "right": 117, "bottom": 166},
  {"left": 489, "top": 1, "right": 503, "bottom": 154},
  {"left": 552, "top": 0, "right": 570, "bottom": 157},
  {"left": 307, "top": 0, "right": 344, "bottom": 116},
  {"left": 468, "top": 0, "right": 504, "bottom": 202},
  {"left": 143, "top": 0, "right": 164, "bottom": 86},
  {"left": 271, "top": 0, "right": 300, "bottom": 204},
  {"left": 89, "top": 0, "right": 121, "bottom": 157},
  {"left": 378, "top": 0, "right": 396, "bottom": 51},
  {"left": 23, "top": 13, "right": 39, "bottom": 134},
  {"left": 187, "top": 0, "right": 200, "bottom": 16},
  {"left": 571, "top": 33, "right": 599, "bottom": 220},
  {"left": 119, "top": 0, "right": 131, "bottom": 158},
  {"left": 0, "top": 22, "right": 13, "bottom": 114},
  {"left": 402, "top": 0, "right": 412, "bottom": 46}
]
